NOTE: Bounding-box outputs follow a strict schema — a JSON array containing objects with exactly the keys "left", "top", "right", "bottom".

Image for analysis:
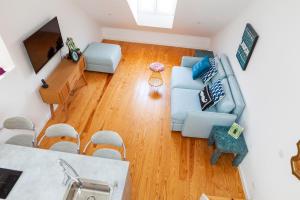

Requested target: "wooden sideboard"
[{"left": 39, "top": 56, "right": 87, "bottom": 119}]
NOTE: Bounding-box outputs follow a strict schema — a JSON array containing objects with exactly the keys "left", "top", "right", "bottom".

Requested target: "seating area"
[
  {"left": 0, "top": 116, "right": 126, "bottom": 161},
  {"left": 171, "top": 55, "right": 245, "bottom": 138},
  {"left": 2, "top": 0, "right": 299, "bottom": 198}
]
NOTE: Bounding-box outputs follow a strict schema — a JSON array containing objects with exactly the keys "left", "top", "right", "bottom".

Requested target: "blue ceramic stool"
[{"left": 208, "top": 126, "right": 248, "bottom": 167}]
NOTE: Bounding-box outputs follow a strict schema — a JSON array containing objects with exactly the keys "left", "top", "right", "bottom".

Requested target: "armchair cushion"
[{"left": 171, "top": 66, "right": 205, "bottom": 90}]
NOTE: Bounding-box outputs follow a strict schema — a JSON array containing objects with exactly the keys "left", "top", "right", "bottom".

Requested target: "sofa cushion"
[
  {"left": 171, "top": 88, "right": 216, "bottom": 123},
  {"left": 171, "top": 66, "right": 205, "bottom": 90},
  {"left": 209, "top": 80, "right": 225, "bottom": 105},
  {"left": 216, "top": 78, "right": 236, "bottom": 113},
  {"left": 220, "top": 54, "right": 234, "bottom": 76},
  {"left": 227, "top": 76, "right": 245, "bottom": 119},
  {"left": 181, "top": 56, "right": 203, "bottom": 67},
  {"left": 199, "top": 85, "right": 214, "bottom": 111},
  {"left": 192, "top": 56, "right": 211, "bottom": 80},
  {"left": 212, "top": 57, "right": 226, "bottom": 82},
  {"left": 200, "top": 62, "right": 218, "bottom": 84}
]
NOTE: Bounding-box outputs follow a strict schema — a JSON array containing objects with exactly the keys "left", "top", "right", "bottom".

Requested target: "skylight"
[{"left": 127, "top": 0, "right": 178, "bottom": 29}]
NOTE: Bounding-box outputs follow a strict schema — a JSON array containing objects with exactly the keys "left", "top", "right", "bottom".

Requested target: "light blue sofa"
[
  {"left": 84, "top": 42, "right": 122, "bottom": 73},
  {"left": 170, "top": 55, "right": 245, "bottom": 138}
]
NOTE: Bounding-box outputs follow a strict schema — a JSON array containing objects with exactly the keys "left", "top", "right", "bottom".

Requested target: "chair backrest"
[
  {"left": 45, "top": 124, "right": 78, "bottom": 138},
  {"left": 84, "top": 130, "right": 126, "bottom": 159},
  {"left": 3, "top": 117, "right": 34, "bottom": 131},
  {"left": 2, "top": 116, "right": 37, "bottom": 147},
  {"left": 38, "top": 123, "right": 79, "bottom": 147}
]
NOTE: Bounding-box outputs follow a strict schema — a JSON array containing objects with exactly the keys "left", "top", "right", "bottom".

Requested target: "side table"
[
  {"left": 148, "top": 62, "right": 164, "bottom": 93},
  {"left": 208, "top": 126, "right": 248, "bottom": 167}
]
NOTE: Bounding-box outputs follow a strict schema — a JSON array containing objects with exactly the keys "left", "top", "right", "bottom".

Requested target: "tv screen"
[{"left": 24, "top": 17, "right": 64, "bottom": 73}]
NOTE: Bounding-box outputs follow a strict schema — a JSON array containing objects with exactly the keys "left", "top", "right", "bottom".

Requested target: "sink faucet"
[{"left": 58, "top": 158, "right": 83, "bottom": 188}]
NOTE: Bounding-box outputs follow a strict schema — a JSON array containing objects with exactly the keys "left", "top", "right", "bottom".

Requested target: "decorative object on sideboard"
[
  {"left": 236, "top": 23, "right": 259, "bottom": 71},
  {"left": 0, "top": 35, "right": 15, "bottom": 80},
  {"left": 291, "top": 140, "right": 300, "bottom": 180},
  {"left": 66, "top": 37, "right": 81, "bottom": 62},
  {"left": 41, "top": 79, "right": 49, "bottom": 89}
]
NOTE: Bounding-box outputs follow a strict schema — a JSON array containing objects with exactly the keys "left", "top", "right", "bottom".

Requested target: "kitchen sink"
[{"left": 64, "top": 179, "right": 113, "bottom": 200}]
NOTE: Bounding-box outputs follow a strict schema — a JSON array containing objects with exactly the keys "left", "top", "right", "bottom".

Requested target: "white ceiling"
[{"left": 74, "top": 0, "right": 251, "bottom": 37}]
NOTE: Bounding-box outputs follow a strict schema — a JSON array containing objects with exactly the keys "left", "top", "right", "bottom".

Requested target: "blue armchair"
[{"left": 170, "top": 55, "right": 245, "bottom": 138}]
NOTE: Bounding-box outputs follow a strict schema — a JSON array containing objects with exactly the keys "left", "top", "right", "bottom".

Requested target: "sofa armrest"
[
  {"left": 181, "top": 56, "right": 203, "bottom": 68},
  {"left": 182, "top": 111, "right": 237, "bottom": 138}
]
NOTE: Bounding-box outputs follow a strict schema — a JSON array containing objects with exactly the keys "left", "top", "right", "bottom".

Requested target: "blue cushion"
[
  {"left": 192, "top": 56, "right": 211, "bottom": 80},
  {"left": 216, "top": 78, "right": 236, "bottom": 113},
  {"left": 209, "top": 79, "right": 225, "bottom": 106}
]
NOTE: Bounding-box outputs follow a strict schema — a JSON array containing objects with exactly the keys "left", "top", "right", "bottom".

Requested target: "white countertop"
[{"left": 0, "top": 144, "right": 129, "bottom": 200}]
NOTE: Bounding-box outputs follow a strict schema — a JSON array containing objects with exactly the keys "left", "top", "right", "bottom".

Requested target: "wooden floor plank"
[{"left": 39, "top": 40, "right": 245, "bottom": 200}]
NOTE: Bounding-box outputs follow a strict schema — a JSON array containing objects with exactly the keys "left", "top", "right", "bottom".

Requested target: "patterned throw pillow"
[
  {"left": 198, "top": 85, "right": 214, "bottom": 111},
  {"left": 200, "top": 58, "right": 218, "bottom": 84},
  {"left": 209, "top": 79, "right": 225, "bottom": 106}
]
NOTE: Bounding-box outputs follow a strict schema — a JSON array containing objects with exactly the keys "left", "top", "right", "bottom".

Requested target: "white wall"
[
  {"left": 102, "top": 27, "right": 211, "bottom": 50},
  {"left": 212, "top": 0, "right": 300, "bottom": 199},
  {"left": 0, "top": 0, "right": 101, "bottom": 132}
]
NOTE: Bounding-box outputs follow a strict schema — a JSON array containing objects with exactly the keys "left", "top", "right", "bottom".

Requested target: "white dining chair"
[
  {"left": 83, "top": 130, "right": 126, "bottom": 160},
  {"left": 0, "top": 116, "right": 37, "bottom": 147},
  {"left": 38, "top": 123, "right": 80, "bottom": 154}
]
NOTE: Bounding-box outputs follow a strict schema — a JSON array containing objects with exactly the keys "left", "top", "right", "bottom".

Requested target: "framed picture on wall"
[{"left": 236, "top": 23, "right": 259, "bottom": 70}]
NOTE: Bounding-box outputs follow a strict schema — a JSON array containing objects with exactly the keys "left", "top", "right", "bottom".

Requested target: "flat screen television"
[{"left": 24, "top": 17, "right": 64, "bottom": 73}]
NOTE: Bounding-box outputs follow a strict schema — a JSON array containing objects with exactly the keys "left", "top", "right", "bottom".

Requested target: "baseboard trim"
[
  {"left": 238, "top": 166, "right": 251, "bottom": 200},
  {"left": 101, "top": 27, "right": 211, "bottom": 50}
]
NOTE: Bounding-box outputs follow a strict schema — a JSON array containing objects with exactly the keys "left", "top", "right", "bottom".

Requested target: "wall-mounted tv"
[{"left": 24, "top": 17, "right": 64, "bottom": 73}]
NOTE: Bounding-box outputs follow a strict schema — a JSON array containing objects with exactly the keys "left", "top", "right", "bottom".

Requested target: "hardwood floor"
[{"left": 39, "top": 41, "right": 245, "bottom": 200}]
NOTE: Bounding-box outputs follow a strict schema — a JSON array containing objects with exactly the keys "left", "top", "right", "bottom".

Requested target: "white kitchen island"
[{"left": 0, "top": 144, "right": 130, "bottom": 200}]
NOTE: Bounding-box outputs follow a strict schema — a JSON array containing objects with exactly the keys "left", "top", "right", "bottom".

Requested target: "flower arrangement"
[{"left": 149, "top": 62, "right": 164, "bottom": 72}]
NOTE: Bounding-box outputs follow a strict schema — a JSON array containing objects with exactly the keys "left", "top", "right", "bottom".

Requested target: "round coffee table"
[{"left": 148, "top": 62, "right": 164, "bottom": 92}]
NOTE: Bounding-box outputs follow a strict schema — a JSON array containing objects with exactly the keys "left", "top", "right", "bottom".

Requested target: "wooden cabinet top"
[{"left": 40, "top": 56, "right": 85, "bottom": 92}]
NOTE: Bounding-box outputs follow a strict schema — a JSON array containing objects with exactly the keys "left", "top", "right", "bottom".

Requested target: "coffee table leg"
[{"left": 211, "top": 149, "right": 222, "bottom": 165}]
